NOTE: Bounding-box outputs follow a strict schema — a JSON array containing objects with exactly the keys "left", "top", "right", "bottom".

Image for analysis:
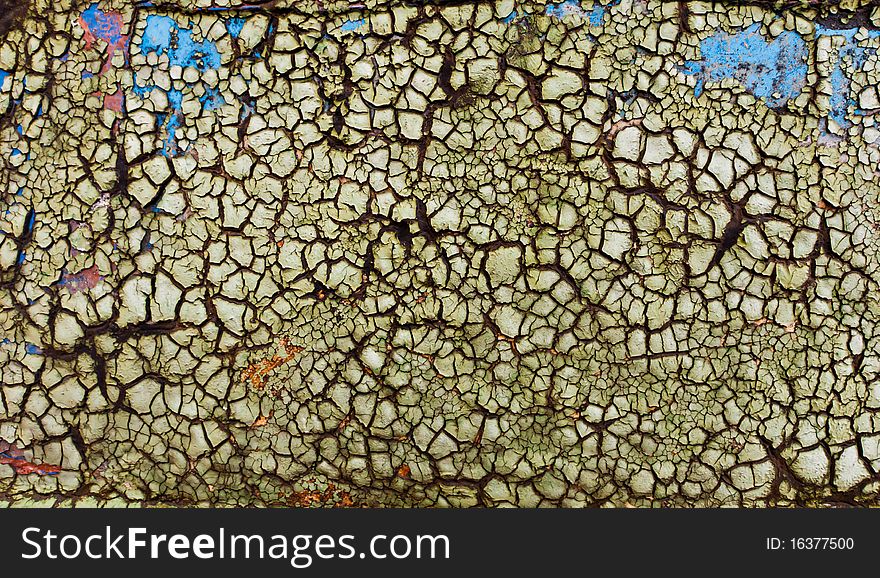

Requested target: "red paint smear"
[
  {"left": 104, "top": 88, "right": 124, "bottom": 111},
  {"left": 61, "top": 264, "right": 102, "bottom": 294},
  {"left": 0, "top": 442, "right": 61, "bottom": 476},
  {"left": 0, "top": 455, "right": 61, "bottom": 475},
  {"left": 78, "top": 9, "right": 129, "bottom": 74}
]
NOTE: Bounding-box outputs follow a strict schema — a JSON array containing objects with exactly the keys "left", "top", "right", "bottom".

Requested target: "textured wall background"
[{"left": 2, "top": 0, "right": 880, "bottom": 507}]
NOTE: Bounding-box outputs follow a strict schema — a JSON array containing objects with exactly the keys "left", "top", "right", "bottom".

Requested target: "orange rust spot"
[
  {"left": 251, "top": 410, "right": 274, "bottom": 428},
  {"left": 286, "top": 483, "right": 356, "bottom": 508},
  {"left": 241, "top": 338, "right": 305, "bottom": 390},
  {"left": 397, "top": 464, "right": 411, "bottom": 478}
]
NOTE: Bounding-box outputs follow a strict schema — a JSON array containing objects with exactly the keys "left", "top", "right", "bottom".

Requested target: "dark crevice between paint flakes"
[{"left": 0, "top": 0, "right": 30, "bottom": 38}]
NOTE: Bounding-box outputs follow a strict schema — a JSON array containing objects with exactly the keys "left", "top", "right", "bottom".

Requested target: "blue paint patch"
[
  {"left": 135, "top": 84, "right": 188, "bottom": 156},
  {"left": 167, "top": 88, "right": 183, "bottom": 111},
  {"left": 588, "top": 4, "right": 605, "bottom": 26},
  {"left": 81, "top": 71, "right": 95, "bottom": 79},
  {"left": 546, "top": 0, "right": 582, "bottom": 19},
  {"left": 816, "top": 26, "right": 880, "bottom": 129},
  {"left": 11, "top": 148, "right": 22, "bottom": 157},
  {"left": 25, "top": 343, "right": 42, "bottom": 355},
  {"left": 35, "top": 104, "right": 42, "bottom": 117},
  {"left": 81, "top": 3, "right": 125, "bottom": 47},
  {"left": 160, "top": 115, "right": 183, "bottom": 157},
  {"left": 681, "top": 23, "right": 807, "bottom": 109},
  {"left": 342, "top": 18, "right": 366, "bottom": 32},
  {"left": 0, "top": 70, "right": 8, "bottom": 86},
  {"left": 17, "top": 252, "right": 25, "bottom": 265},
  {"left": 15, "top": 124, "right": 22, "bottom": 135},
  {"left": 159, "top": 89, "right": 185, "bottom": 157},
  {"left": 199, "top": 86, "right": 226, "bottom": 111},
  {"left": 141, "top": 15, "right": 221, "bottom": 71},
  {"left": 239, "top": 97, "right": 255, "bottom": 122},
  {"left": 546, "top": 0, "right": 618, "bottom": 24},
  {"left": 136, "top": 16, "right": 226, "bottom": 157},
  {"left": 226, "top": 17, "right": 245, "bottom": 38},
  {"left": 502, "top": 10, "right": 518, "bottom": 24},
  {"left": 131, "top": 83, "right": 154, "bottom": 98}
]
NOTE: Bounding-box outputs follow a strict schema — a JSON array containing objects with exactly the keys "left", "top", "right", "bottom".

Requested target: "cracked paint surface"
[{"left": 2, "top": 0, "right": 880, "bottom": 508}]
